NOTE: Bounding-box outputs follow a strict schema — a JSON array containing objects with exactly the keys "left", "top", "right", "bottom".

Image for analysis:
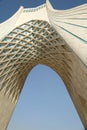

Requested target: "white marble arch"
[{"left": 0, "top": 0, "right": 87, "bottom": 129}]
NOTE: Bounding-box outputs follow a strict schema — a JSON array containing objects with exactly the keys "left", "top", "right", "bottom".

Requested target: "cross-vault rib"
[{"left": 0, "top": 0, "right": 87, "bottom": 130}]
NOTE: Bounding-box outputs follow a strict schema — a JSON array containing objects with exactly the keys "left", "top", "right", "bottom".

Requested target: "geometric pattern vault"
[
  {"left": 0, "top": 20, "right": 71, "bottom": 102},
  {"left": 0, "top": 19, "right": 87, "bottom": 129},
  {"left": 0, "top": 1, "right": 87, "bottom": 129}
]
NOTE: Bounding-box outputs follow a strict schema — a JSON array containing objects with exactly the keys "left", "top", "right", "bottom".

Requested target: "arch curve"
[{"left": 0, "top": 20, "right": 87, "bottom": 129}]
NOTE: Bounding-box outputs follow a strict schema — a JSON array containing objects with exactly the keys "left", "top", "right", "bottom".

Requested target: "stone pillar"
[{"left": 0, "top": 90, "right": 16, "bottom": 130}]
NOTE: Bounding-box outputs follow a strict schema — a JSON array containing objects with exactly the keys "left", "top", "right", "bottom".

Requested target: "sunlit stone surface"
[{"left": 0, "top": 0, "right": 87, "bottom": 129}]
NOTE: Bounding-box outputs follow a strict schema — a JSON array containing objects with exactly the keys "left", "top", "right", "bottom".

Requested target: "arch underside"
[{"left": 0, "top": 20, "right": 87, "bottom": 129}]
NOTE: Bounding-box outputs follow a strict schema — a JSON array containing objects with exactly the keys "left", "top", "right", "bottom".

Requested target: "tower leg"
[{"left": 0, "top": 90, "right": 16, "bottom": 130}]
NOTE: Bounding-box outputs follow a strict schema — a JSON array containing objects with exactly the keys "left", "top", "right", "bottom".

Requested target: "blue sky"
[{"left": 0, "top": 0, "right": 87, "bottom": 130}]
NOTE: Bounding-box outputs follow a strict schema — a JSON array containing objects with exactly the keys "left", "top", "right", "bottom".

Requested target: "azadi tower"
[{"left": 0, "top": 0, "right": 87, "bottom": 129}]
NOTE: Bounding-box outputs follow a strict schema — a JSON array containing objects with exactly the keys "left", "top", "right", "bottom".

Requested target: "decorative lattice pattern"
[
  {"left": 0, "top": 20, "right": 87, "bottom": 106},
  {"left": 0, "top": 20, "right": 72, "bottom": 102},
  {"left": 0, "top": 2, "right": 87, "bottom": 128}
]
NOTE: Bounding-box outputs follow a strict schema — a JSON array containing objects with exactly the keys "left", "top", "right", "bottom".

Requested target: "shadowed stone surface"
[{"left": 0, "top": 0, "right": 87, "bottom": 129}]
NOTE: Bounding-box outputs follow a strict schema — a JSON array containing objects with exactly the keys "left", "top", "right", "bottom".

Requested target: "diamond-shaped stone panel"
[{"left": 0, "top": 20, "right": 70, "bottom": 102}]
